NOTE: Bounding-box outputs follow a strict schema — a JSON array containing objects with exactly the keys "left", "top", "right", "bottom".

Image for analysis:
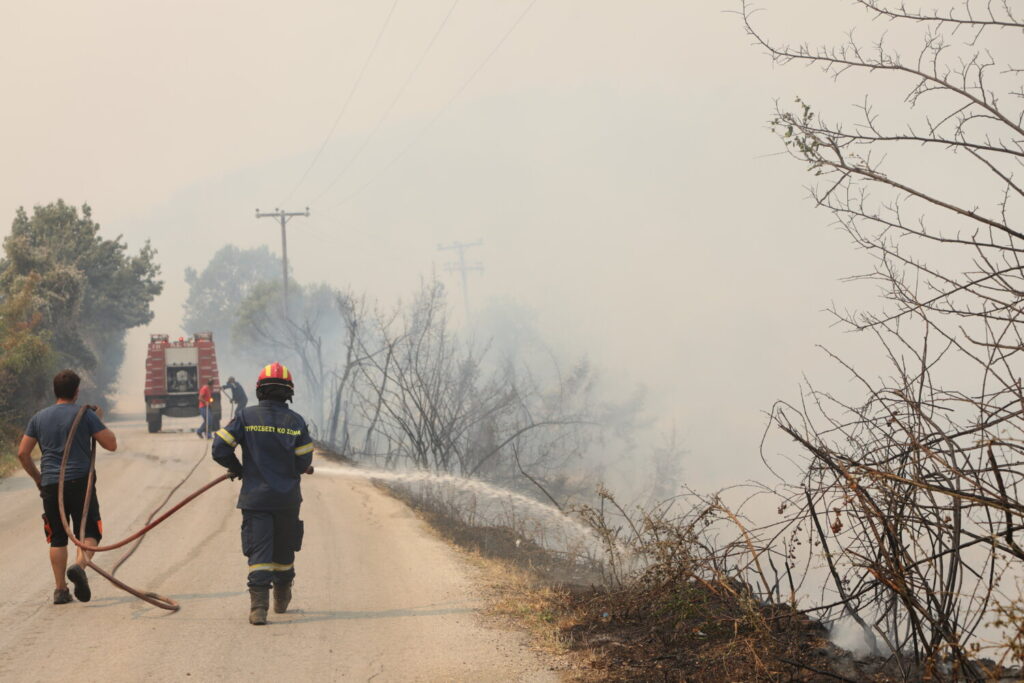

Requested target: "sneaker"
[
  {"left": 53, "top": 588, "right": 72, "bottom": 605},
  {"left": 196, "top": 430, "right": 204, "bottom": 439},
  {"left": 66, "top": 564, "right": 91, "bottom": 602}
]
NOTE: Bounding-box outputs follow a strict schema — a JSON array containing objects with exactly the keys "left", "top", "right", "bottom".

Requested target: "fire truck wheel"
[{"left": 147, "top": 414, "right": 162, "bottom": 433}]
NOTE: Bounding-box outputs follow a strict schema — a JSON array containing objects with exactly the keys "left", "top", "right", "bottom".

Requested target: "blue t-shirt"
[{"left": 26, "top": 404, "right": 106, "bottom": 486}]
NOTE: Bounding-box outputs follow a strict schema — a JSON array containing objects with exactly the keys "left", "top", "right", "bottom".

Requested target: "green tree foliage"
[
  {"left": 0, "top": 276, "right": 57, "bottom": 425},
  {"left": 0, "top": 201, "right": 163, "bottom": 409},
  {"left": 182, "top": 244, "right": 280, "bottom": 349}
]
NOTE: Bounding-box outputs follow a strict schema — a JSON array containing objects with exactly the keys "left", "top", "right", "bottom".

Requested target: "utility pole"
[
  {"left": 438, "top": 240, "right": 483, "bottom": 318},
  {"left": 255, "top": 207, "right": 310, "bottom": 317}
]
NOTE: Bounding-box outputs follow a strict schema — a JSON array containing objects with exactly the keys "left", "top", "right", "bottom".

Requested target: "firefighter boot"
[
  {"left": 273, "top": 582, "right": 292, "bottom": 614},
  {"left": 249, "top": 587, "right": 270, "bottom": 625}
]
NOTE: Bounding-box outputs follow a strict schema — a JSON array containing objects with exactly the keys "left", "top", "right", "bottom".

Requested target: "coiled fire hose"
[{"left": 56, "top": 405, "right": 229, "bottom": 611}]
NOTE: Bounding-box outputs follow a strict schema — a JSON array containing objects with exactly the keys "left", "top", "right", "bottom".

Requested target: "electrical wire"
[
  {"left": 279, "top": 0, "right": 401, "bottom": 206},
  {"left": 306, "top": 0, "right": 461, "bottom": 207},
  {"left": 327, "top": 0, "right": 539, "bottom": 210},
  {"left": 301, "top": 214, "right": 424, "bottom": 256}
]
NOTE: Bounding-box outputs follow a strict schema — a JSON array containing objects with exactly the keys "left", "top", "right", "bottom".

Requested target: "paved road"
[{"left": 0, "top": 417, "right": 558, "bottom": 682}]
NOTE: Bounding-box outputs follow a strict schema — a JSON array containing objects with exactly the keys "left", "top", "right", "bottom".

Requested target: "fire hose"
[{"left": 56, "top": 405, "right": 229, "bottom": 611}]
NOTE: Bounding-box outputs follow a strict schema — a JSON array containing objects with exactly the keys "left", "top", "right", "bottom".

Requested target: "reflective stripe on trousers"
[{"left": 241, "top": 508, "right": 302, "bottom": 588}]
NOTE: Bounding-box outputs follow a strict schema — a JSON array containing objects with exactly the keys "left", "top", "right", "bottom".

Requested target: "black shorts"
[{"left": 40, "top": 477, "right": 103, "bottom": 548}]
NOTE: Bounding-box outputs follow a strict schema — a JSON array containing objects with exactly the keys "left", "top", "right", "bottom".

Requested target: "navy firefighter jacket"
[{"left": 212, "top": 399, "right": 314, "bottom": 510}]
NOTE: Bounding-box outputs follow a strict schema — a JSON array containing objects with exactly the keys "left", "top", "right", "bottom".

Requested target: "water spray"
[{"left": 316, "top": 464, "right": 600, "bottom": 553}]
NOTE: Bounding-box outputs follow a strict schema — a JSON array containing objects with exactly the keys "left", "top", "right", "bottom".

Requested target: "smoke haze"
[{"left": 2, "top": 1, "right": 896, "bottom": 490}]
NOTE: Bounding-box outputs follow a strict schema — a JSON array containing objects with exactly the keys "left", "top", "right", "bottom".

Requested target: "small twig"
[{"left": 511, "top": 442, "right": 563, "bottom": 512}]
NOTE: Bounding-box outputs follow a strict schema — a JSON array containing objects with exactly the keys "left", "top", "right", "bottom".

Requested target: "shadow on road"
[
  {"left": 279, "top": 604, "right": 477, "bottom": 624},
  {"left": 84, "top": 591, "right": 476, "bottom": 626},
  {"left": 85, "top": 590, "right": 245, "bottom": 611}
]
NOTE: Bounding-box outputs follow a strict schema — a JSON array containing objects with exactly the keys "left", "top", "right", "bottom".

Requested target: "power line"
[
  {"left": 301, "top": 214, "right": 423, "bottom": 256},
  {"left": 328, "top": 0, "right": 539, "bottom": 210},
  {"left": 280, "top": 0, "right": 401, "bottom": 206},
  {"left": 307, "top": 0, "right": 461, "bottom": 207}
]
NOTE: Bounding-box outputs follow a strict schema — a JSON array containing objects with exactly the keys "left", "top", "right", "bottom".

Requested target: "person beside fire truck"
[
  {"left": 195, "top": 378, "right": 215, "bottom": 439},
  {"left": 211, "top": 363, "right": 313, "bottom": 625},
  {"left": 223, "top": 376, "right": 247, "bottom": 420}
]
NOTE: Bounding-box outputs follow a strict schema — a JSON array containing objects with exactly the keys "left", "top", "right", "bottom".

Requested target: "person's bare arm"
[
  {"left": 16, "top": 435, "right": 41, "bottom": 487},
  {"left": 93, "top": 428, "right": 117, "bottom": 452}
]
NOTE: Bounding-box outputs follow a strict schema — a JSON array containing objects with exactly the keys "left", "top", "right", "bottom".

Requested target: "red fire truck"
[{"left": 144, "top": 332, "right": 221, "bottom": 433}]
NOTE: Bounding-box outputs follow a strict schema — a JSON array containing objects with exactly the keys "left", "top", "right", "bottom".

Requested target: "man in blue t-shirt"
[{"left": 17, "top": 370, "right": 118, "bottom": 605}]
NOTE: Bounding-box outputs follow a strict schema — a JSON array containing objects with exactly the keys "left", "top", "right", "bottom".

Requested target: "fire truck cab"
[{"left": 144, "top": 332, "right": 221, "bottom": 433}]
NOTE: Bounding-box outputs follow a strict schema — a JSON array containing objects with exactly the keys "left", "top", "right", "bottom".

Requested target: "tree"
[
  {"left": 230, "top": 267, "right": 644, "bottom": 508},
  {"left": 325, "top": 290, "right": 368, "bottom": 450},
  {"left": 0, "top": 276, "right": 57, "bottom": 426},
  {"left": 182, "top": 244, "right": 280, "bottom": 347},
  {"left": 0, "top": 201, "right": 162, "bottom": 407},
  {"left": 233, "top": 279, "right": 344, "bottom": 431},
  {"left": 340, "top": 277, "right": 630, "bottom": 505},
  {"left": 744, "top": 1, "right": 1024, "bottom": 674},
  {"left": 348, "top": 278, "right": 512, "bottom": 473}
]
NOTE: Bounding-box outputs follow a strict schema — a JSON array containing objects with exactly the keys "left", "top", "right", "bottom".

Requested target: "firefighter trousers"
[{"left": 241, "top": 508, "right": 304, "bottom": 589}]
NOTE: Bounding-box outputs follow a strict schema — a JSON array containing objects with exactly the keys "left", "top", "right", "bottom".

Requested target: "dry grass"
[
  {"left": 332, "top": 463, "right": 1023, "bottom": 681},
  {"left": 559, "top": 581, "right": 853, "bottom": 682},
  {"left": 376, "top": 479, "right": 837, "bottom": 681},
  {"left": 470, "top": 552, "right": 576, "bottom": 656},
  {"left": 375, "top": 473, "right": 1024, "bottom": 680},
  {"left": 376, "top": 479, "right": 841, "bottom": 681}
]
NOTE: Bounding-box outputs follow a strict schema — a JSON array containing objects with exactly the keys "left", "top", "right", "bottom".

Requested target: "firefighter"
[
  {"left": 211, "top": 363, "right": 313, "bottom": 625},
  {"left": 222, "top": 376, "right": 247, "bottom": 420},
  {"left": 195, "top": 378, "right": 215, "bottom": 438}
]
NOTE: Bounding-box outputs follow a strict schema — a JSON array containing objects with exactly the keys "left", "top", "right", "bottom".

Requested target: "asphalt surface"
[{"left": 0, "top": 417, "right": 559, "bottom": 682}]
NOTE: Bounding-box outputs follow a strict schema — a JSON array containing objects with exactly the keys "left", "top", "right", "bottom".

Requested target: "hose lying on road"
[
  {"left": 110, "top": 434, "right": 215, "bottom": 577},
  {"left": 56, "top": 405, "right": 229, "bottom": 611}
]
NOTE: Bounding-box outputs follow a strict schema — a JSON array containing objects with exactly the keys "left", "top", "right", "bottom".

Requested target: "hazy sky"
[{"left": 1, "top": 1, "right": 886, "bottom": 488}]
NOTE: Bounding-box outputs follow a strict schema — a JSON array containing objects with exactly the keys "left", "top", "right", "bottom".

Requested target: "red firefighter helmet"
[{"left": 257, "top": 362, "right": 294, "bottom": 389}]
